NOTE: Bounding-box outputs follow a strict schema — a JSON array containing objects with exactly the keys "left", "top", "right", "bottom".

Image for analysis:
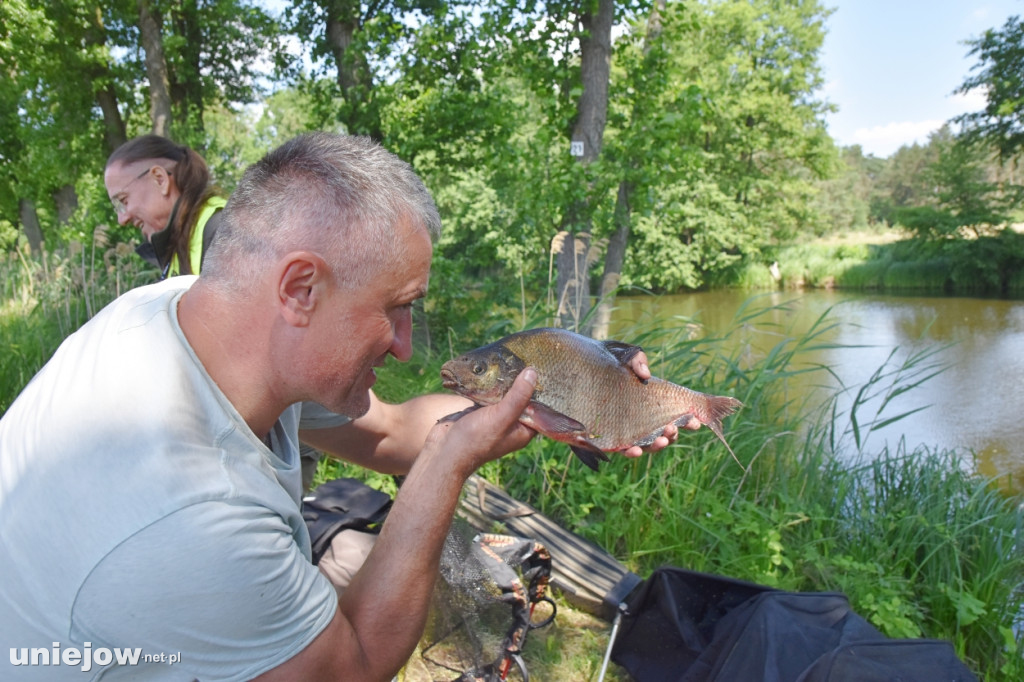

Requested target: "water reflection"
[{"left": 611, "top": 290, "right": 1024, "bottom": 493}]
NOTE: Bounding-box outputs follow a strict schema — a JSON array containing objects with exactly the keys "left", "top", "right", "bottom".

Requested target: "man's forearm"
[{"left": 334, "top": 443, "right": 468, "bottom": 676}]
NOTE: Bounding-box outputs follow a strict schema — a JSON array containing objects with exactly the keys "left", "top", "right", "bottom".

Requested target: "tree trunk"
[
  {"left": 53, "top": 184, "right": 79, "bottom": 225},
  {"left": 557, "top": 0, "right": 614, "bottom": 332},
  {"left": 19, "top": 199, "right": 44, "bottom": 256},
  {"left": 84, "top": 5, "right": 127, "bottom": 153},
  {"left": 321, "top": 0, "right": 377, "bottom": 137},
  {"left": 590, "top": 182, "right": 631, "bottom": 339},
  {"left": 171, "top": 1, "right": 206, "bottom": 135},
  {"left": 571, "top": 0, "right": 613, "bottom": 165},
  {"left": 95, "top": 83, "right": 127, "bottom": 153},
  {"left": 137, "top": 0, "right": 172, "bottom": 137},
  {"left": 589, "top": 0, "right": 666, "bottom": 340},
  {"left": 323, "top": 0, "right": 363, "bottom": 93}
]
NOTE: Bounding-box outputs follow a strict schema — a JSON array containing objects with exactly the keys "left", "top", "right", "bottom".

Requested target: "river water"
[{"left": 610, "top": 290, "right": 1024, "bottom": 493}]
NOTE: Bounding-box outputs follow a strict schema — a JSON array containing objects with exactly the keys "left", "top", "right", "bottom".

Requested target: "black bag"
[
  {"left": 301, "top": 477, "right": 392, "bottom": 565},
  {"left": 611, "top": 566, "right": 977, "bottom": 682}
]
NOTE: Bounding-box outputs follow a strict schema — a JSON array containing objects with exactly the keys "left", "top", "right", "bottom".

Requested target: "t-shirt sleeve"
[{"left": 71, "top": 499, "right": 338, "bottom": 682}]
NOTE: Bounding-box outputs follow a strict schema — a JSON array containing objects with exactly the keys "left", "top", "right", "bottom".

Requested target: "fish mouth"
[{"left": 439, "top": 368, "right": 460, "bottom": 392}]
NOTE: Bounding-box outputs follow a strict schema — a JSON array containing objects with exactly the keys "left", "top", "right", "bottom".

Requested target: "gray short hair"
[{"left": 202, "top": 132, "right": 441, "bottom": 290}]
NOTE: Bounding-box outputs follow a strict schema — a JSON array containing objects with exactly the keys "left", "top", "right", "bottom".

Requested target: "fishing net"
[{"left": 417, "top": 519, "right": 556, "bottom": 681}]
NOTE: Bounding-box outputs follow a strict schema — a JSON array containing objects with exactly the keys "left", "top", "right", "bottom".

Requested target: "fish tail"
[
  {"left": 701, "top": 395, "right": 743, "bottom": 468},
  {"left": 703, "top": 394, "right": 742, "bottom": 425}
]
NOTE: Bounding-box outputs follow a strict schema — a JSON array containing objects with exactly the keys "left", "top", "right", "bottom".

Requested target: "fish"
[{"left": 439, "top": 327, "right": 743, "bottom": 470}]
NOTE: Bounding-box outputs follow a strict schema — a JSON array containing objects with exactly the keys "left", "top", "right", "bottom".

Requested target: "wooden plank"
[{"left": 456, "top": 475, "right": 642, "bottom": 621}]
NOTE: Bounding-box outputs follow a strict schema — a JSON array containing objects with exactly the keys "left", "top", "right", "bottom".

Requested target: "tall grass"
[
  {"left": 747, "top": 230, "right": 1024, "bottom": 297},
  {"left": 0, "top": 239, "right": 153, "bottom": 412},
  {"left": 880, "top": 258, "right": 952, "bottom": 290}
]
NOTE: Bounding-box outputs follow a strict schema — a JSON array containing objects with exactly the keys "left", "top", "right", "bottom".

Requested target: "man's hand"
[
  {"left": 624, "top": 351, "right": 698, "bottom": 458},
  {"left": 422, "top": 367, "right": 538, "bottom": 475}
]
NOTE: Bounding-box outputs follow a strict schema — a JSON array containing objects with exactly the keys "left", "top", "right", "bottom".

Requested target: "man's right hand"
[{"left": 422, "top": 367, "right": 538, "bottom": 477}]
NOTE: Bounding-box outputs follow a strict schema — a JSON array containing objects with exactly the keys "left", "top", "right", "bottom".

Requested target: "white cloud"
[
  {"left": 948, "top": 86, "right": 987, "bottom": 112},
  {"left": 850, "top": 120, "right": 945, "bottom": 156},
  {"left": 846, "top": 87, "right": 989, "bottom": 156}
]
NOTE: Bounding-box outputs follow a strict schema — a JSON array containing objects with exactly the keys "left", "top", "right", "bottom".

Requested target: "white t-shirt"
[{"left": 0, "top": 276, "right": 343, "bottom": 680}]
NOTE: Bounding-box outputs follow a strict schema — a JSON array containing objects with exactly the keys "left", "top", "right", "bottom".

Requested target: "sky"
[{"left": 819, "top": 0, "right": 1023, "bottom": 157}]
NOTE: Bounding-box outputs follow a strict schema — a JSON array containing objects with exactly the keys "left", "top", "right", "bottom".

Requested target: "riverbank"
[{"left": 728, "top": 225, "right": 1024, "bottom": 296}]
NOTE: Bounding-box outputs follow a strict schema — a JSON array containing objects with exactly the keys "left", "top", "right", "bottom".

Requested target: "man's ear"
[{"left": 277, "top": 252, "right": 328, "bottom": 327}]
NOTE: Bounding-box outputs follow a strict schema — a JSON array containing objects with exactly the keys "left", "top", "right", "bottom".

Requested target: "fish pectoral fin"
[
  {"left": 437, "top": 405, "right": 483, "bottom": 423},
  {"left": 570, "top": 444, "right": 609, "bottom": 471},
  {"left": 673, "top": 413, "right": 699, "bottom": 430},
  {"left": 602, "top": 340, "right": 645, "bottom": 367},
  {"left": 524, "top": 402, "right": 588, "bottom": 435}
]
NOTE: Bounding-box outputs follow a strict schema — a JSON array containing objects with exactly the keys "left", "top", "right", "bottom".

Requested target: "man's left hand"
[{"left": 624, "top": 351, "right": 698, "bottom": 458}]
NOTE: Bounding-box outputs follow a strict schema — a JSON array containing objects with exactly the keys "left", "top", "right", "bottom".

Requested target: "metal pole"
[{"left": 597, "top": 602, "right": 627, "bottom": 682}]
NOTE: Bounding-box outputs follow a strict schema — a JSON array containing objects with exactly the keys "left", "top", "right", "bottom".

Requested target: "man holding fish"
[{"left": 0, "top": 132, "right": 694, "bottom": 681}]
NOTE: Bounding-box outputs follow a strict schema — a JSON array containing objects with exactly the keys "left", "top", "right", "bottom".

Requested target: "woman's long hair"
[{"left": 107, "top": 135, "right": 220, "bottom": 274}]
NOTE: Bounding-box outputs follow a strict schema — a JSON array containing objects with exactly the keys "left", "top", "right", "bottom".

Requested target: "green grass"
[{"left": 881, "top": 258, "right": 952, "bottom": 290}]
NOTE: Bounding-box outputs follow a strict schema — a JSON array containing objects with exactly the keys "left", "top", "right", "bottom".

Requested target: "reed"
[
  {"left": 346, "top": 298, "right": 1023, "bottom": 681},
  {"left": 747, "top": 233, "right": 1024, "bottom": 297},
  {"left": 836, "top": 258, "right": 889, "bottom": 289},
  {"left": 882, "top": 258, "right": 951, "bottom": 290}
]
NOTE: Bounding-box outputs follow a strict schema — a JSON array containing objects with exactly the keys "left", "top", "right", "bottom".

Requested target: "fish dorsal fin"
[
  {"left": 523, "top": 401, "right": 588, "bottom": 435},
  {"left": 602, "top": 340, "right": 644, "bottom": 367}
]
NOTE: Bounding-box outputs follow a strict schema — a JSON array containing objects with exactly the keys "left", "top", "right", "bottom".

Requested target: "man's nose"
[{"left": 389, "top": 315, "right": 414, "bottom": 362}]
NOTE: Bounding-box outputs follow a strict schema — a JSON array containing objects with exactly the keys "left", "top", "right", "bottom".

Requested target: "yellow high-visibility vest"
[{"left": 168, "top": 196, "right": 227, "bottom": 276}]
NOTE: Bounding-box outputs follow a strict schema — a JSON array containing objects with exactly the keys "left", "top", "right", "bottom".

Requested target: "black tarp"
[{"left": 611, "top": 566, "right": 977, "bottom": 682}]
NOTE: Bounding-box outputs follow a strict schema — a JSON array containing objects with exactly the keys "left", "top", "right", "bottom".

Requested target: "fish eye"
[{"left": 472, "top": 362, "right": 486, "bottom": 375}]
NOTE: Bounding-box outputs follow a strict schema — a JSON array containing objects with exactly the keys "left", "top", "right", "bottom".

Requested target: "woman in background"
[{"left": 104, "top": 135, "right": 226, "bottom": 278}]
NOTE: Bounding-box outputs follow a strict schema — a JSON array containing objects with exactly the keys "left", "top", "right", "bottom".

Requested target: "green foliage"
[
  {"left": 6, "top": 0, "right": 1024, "bottom": 306},
  {"left": 889, "top": 128, "right": 1016, "bottom": 241},
  {"left": 735, "top": 229, "right": 1024, "bottom": 297},
  {"left": 626, "top": 172, "right": 747, "bottom": 292},
  {"left": 808, "top": 146, "right": 876, "bottom": 233},
  {"left": 0, "top": 0, "right": 107, "bottom": 234},
  {"left": 942, "top": 229, "right": 1024, "bottom": 294},
  {"left": 956, "top": 14, "right": 1024, "bottom": 160}
]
